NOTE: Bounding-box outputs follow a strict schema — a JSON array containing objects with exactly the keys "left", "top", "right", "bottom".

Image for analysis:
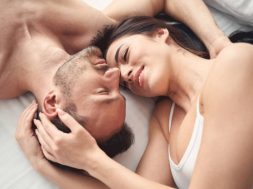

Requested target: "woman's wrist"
[
  {"left": 33, "top": 158, "right": 54, "bottom": 175},
  {"left": 83, "top": 148, "right": 108, "bottom": 174}
]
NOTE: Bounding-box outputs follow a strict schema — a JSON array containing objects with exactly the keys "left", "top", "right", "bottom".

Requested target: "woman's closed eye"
[{"left": 121, "top": 47, "right": 129, "bottom": 64}]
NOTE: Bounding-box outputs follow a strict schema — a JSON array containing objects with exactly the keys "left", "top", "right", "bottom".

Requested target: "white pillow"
[{"left": 204, "top": 0, "right": 253, "bottom": 27}]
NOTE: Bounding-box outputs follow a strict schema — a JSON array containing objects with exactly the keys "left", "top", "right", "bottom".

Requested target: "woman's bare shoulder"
[
  {"left": 208, "top": 43, "right": 253, "bottom": 82},
  {"left": 202, "top": 43, "right": 253, "bottom": 112},
  {"left": 216, "top": 43, "right": 253, "bottom": 67}
]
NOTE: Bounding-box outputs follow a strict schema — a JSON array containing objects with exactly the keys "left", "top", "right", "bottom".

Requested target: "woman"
[{"left": 17, "top": 17, "right": 253, "bottom": 189}]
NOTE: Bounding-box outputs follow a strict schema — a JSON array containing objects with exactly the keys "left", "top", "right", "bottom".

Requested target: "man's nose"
[{"left": 104, "top": 67, "right": 120, "bottom": 89}]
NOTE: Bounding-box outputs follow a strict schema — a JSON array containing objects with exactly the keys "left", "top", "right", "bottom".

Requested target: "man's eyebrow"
[{"left": 115, "top": 44, "right": 123, "bottom": 64}]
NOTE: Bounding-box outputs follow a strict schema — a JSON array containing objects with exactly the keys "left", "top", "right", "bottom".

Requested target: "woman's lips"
[
  {"left": 133, "top": 65, "right": 145, "bottom": 87},
  {"left": 138, "top": 69, "right": 144, "bottom": 87}
]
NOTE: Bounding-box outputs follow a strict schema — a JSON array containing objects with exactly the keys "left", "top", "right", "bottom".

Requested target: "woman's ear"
[
  {"left": 43, "top": 91, "right": 58, "bottom": 119},
  {"left": 154, "top": 28, "right": 170, "bottom": 42}
]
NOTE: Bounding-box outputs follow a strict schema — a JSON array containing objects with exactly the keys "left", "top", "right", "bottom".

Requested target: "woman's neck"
[{"left": 167, "top": 48, "right": 213, "bottom": 112}]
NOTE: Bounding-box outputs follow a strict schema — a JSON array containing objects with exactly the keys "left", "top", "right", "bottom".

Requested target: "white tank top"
[{"left": 168, "top": 101, "right": 204, "bottom": 189}]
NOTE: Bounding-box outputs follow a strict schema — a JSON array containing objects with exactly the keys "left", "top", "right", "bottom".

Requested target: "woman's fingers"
[
  {"left": 41, "top": 144, "right": 56, "bottom": 162},
  {"left": 35, "top": 129, "right": 55, "bottom": 160},
  {"left": 38, "top": 112, "right": 62, "bottom": 138},
  {"left": 34, "top": 120, "right": 54, "bottom": 150},
  {"left": 21, "top": 101, "right": 37, "bottom": 126},
  {"left": 16, "top": 101, "right": 38, "bottom": 138},
  {"left": 57, "top": 109, "right": 85, "bottom": 133}
]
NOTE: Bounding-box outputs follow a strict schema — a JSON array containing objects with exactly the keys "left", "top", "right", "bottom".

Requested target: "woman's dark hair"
[
  {"left": 229, "top": 30, "right": 253, "bottom": 44},
  {"left": 91, "top": 15, "right": 210, "bottom": 59},
  {"left": 91, "top": 15, "right": 253, "bottom": 60}
]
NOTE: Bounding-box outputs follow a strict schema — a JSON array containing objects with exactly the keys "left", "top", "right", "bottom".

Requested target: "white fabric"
[
  {"left": 169, "top": 101, "right": 204, "bottom": 189},
  {"left": 204, "top": 0, "right": 253, "bottom": 27},
  {"left": 0, "top": 0, "right": 252, "bottom": 188}
]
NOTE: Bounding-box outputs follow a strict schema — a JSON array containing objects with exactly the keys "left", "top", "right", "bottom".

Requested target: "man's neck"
[
  {"left": 0, "top": 36, "right": 69, "bottom": 102},
  {"left": 27, "top": 49, "right": 70, "bottom": 107}
]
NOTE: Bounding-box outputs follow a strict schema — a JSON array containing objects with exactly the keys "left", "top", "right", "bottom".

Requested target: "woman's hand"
[
  {"left": 33, "top": 109, "right": 103, "bottom": 171},
  {"left": 15, "top": 101, "right": 47, "bottom": 170}
]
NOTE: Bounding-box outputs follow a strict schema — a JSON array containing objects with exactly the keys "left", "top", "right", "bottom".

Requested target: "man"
[{"left": 0, "top": 0, "right": 133, "bottom": 156}]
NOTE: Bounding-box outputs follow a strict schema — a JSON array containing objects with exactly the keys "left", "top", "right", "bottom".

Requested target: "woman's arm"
[
  {"left": 104, "top": 0, "right": 231, "bottom": 57},
  {"left": 136, "top": 99, "right": 175, "bottom": 186},
  {"left": 190, "top": 43, "right": 253, "bottom": 188},
  {"left": 16, "top": 101, "right": 109, "bottom": 189}
]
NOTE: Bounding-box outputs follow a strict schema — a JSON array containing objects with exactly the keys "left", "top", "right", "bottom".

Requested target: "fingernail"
[
  {"left": 35, "top": 129, "right": 39, "bottom": 136},
  {"left": 39, "top": 112, "right": 43, "bottom": 118},
  {"left": 33, "top": 119, "right": 38, "bottom": 126},
  {"left": 57, "top": 108, "right": 65, "bottom": 116}
]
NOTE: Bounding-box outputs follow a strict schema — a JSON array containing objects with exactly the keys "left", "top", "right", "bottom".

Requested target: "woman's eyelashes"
[{"left": 121, "top": 47, "right": 129, "bottom": 64}]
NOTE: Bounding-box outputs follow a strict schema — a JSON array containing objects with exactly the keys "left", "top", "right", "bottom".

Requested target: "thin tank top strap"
[
  {"left": 196, "top": 96, "right": 202, "bottom": 117},
  {"left": 168, "top": 102, "right": 176, "bottom": 132}
]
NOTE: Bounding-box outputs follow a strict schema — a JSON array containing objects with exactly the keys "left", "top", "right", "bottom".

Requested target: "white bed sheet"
[{"left": 0, "top": 0, "right": 252, "bottom": 188}]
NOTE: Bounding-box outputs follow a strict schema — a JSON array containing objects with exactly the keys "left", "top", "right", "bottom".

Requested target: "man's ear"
[
  {"left": 154, "top": 28, "right": 170, "bottom": 43},
  {"left": 43, "top": 91, "right": 58, "bottom": 119}
]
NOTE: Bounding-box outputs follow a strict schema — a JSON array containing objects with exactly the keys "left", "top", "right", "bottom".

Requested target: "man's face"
[{"left": 58, "top": 47, "right": 126, "bottom": 141}]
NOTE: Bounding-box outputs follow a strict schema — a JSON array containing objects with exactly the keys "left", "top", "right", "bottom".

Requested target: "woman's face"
[{"left": 106, "top": 30, "right": 172, "bottom": 97}]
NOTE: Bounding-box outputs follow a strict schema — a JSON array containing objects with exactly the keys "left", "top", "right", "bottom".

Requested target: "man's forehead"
[{"left": 82, "top": 46, "right": 102, "bottom": 59}]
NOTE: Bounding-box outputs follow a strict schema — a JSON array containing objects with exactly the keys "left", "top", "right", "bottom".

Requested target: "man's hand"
[
  {"left": 15, "top": 101, "right": 47, "bottom": 170},
  {"left": 208, "top": 35, "right": 232, "bottom": 58},
  {"left": 33, "top": 109, "right": 103, "bottom": 171}
]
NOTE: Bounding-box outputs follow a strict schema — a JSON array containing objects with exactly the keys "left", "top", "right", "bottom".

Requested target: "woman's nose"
[
  {"left": 121, "top": 65, "right": 133, "bottom": 83},
  {"left": 104, "top": 67, "right": 120, "bottom": 89}
]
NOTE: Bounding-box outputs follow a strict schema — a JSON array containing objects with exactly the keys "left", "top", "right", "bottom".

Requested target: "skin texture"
[
  {"left": 31, "top": 39, "right": 253, "bottom": 189},
  {"left": 53, "top": 47, "right": 126, "bottom": 140},
  {"left": 106, "top": 29, "right": 174, "bottom": 97},
  {"left": 13, "top": 0, "right": 234, "bottom": 188}
]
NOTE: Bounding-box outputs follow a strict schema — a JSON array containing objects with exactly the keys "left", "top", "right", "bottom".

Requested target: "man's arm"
[
  {"left": 104, "top": 0, "right": 231, "bottom": 57},
  {"left": 37, "top": 0, "right": 115, "bottom": 53},
  {"left": 104, "top": 0, "right": 164, "bottom": 21},
  {"left": 163, "top": 0, "right": 230, "bottom": 57}
]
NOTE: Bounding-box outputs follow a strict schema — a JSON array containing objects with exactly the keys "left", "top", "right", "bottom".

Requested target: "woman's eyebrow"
[{"left": 115, "top": 44, "right": 124, "bottom": 64}]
